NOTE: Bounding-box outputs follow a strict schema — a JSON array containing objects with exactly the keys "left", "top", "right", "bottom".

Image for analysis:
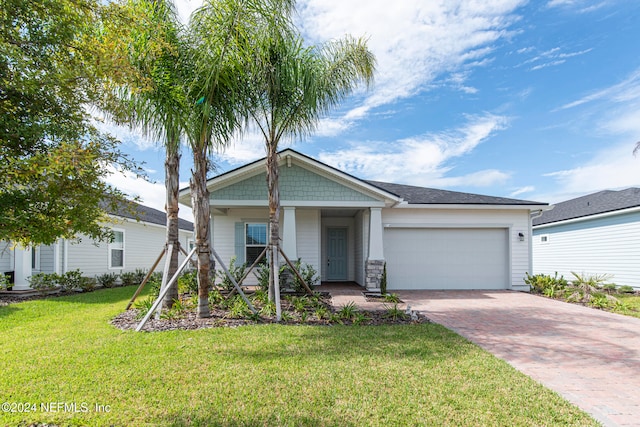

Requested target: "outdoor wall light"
[{"left": 518, "top": 232, "right": 525, "bottom": 241}]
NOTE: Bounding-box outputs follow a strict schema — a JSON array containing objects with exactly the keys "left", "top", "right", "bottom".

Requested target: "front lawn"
[
  {"left": 616, "top": 294, "right": 640, "bottom": 318},
  {"left": 0, "top": 287, "right": 597, "bottom": 426}
]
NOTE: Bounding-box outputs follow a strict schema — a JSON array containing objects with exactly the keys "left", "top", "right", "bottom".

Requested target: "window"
[
  {"left": 109, "top": 230, "right": 125, "bottom": 269},
  {"left": 245, "top": 223, "right": 267, "bottom": 265},
  {"left": 31, "top": 246, "right": 40, "bottom": 271},
  {"left": 540, "top": 234, "right": 549, "bottom": 244}
]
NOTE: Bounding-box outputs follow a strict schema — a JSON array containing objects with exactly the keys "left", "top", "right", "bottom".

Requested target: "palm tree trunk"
[
  {"left": 162, "top": 149, "right": 181, "bottom": 309},
  {"left": 191, "top": 148, "right": 212, "bottom": 318},
  {"left": 266, "top": 146, "right": 281, "bottom": 319}
]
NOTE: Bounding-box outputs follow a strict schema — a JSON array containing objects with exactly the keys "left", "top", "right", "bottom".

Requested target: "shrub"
[
  {"left": 289, "top": 296, "right": 311, "bottom": 313},
  {"left": 208, "top": 288, "right": 224, "bottom": 305},
  {"left": 618, "top": 285, "right": 635, "bottom": 294},
  {"left": 58, "top": 269, "right": 83, "bottom": 291},
  {"left": 146, "top": 272, "right": 163, "bottom": 297},
  {"left": 313, "top": 306, "right": 328, "bottom": 320},
  {"left": 216, "top": 257, "right": 247, "bottom": 291},
  {"left": 79, "top": 276, "right": 97, "bottom": 292},
  {"left": 228, "top": 296, "right": 250, "bottom": 318},
  {"left": 383, "top": 303, "right": 407, "bottom": 321},
  {"left": 380, "top": 262, "right": 387, "bottom": 294},
  {"left": 120, "top": 271, "right": 139, "bottom": 287},
  {"left": 178, "top": 270, "right": 198, "bottom": 294},
  {"left": 255, "top": 262, "right": 271, "bottom": 292},
  {"left": 285, "top": 259, "right": 319, "bottom": 293},
  {"left": 384, "top": 293, "right": 400, "bottom": 303},
  {"left": 524, "top": 272, "right": 567, "bottom": 294},
  {"left": 133, "top": 298, "right": 154, "bottom": 320},
  {"left": 337, "top": 301, "right": 359, "bottom": 320},
  {"left": 570, "top": 272, "right": 613, "bottom": 291},
  {"left": 0, "top": 274, "right": 11, "bottom": 290},
  {"left": 28, "top": 273, "right": 60, "bottom": 293},
  {"left": 259, "top": 301, "right": 277, "bottom": 317},
  {"left": 96, "top": 272, "right": 119, "bottom": 288}
]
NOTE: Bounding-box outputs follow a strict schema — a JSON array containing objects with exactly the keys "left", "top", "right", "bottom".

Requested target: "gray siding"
[
  {"left": 39, "top": 244, "right": 55, "bottom": 273},
  {"left": 533, "top": 211, "right": 640, "bottom": 288},
  {"left": 0, "top": 241, "right": 12, "bottom": 272},
  {"left": 65, "top": 220, "right": 193, "bottom": 277}
]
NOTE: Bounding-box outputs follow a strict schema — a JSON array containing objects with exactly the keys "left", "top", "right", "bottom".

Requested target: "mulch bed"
[
  {"left": 0, "top": 289, "right": 79, "bottom": 306},
  {"left": 111, "top": 306, "right": 429, "bottom": 332}
]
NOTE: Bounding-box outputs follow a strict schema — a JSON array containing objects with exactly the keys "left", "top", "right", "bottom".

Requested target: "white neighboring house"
[
  {"left": 179, "top": 149, "right": 548, "bottom": 291},
  {"left": 0, "top": 202, "right": 194, "bottom": 290},
  {"left": 532, "top": 188, "right": 640, "bottom": 289}
]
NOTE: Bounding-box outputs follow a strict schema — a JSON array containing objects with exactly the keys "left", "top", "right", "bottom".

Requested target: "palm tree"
[
  {"left": 108, "top": 0, "right": 189, "bottom": 309},
  {"left": 245, "top": 32, "right": 375, "bottom": 318},
  {"left": 185, "top": 0, "right": 295, "bottom": 318}
]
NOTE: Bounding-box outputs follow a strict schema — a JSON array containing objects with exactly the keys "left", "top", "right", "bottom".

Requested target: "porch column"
[
  {"left": 368, "top": 207, "right": 384, "bottom": 259},
  {"left": 53, "top": 241, "right": 61, "bottom": 275},
  {"left": 366, "top": 207, "right": 385, "bottom": 291},
  {"left": 282, "top": 207, "right": 297, "bottom": 259},
  {"left": 13, "top": 246, "right": 32, "bottom": 290}
]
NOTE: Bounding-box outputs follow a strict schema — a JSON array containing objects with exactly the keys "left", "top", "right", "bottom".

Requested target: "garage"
[{"left": 384, "top": 228, "right": 509, "bottom": 290}]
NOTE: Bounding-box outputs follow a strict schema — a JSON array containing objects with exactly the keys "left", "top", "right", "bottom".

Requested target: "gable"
[{"left": 211, "top": 164, "right": 379, "bottom": 203}]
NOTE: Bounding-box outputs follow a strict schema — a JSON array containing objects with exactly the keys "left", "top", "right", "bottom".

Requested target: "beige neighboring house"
[
  {"left": 1, "top": 202, "right": 194, "bottom": 290},
  {"left": 179, "top": 149, "right": 547, "bottom": 291}
]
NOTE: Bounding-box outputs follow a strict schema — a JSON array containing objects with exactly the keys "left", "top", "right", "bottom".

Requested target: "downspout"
[{"left": 528, "top": 207, "right": 553, "bottom": 278}]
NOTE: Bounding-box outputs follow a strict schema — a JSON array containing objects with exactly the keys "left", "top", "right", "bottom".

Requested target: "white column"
[
  {"left": 368, "top": 207, "right": 384, "bottom": 260},
  {"left": 13, "top": 246, "right": 33, "bottom": 290},
  {"left": 53, "top": 241, "right": 61, "bottom": 275},
  {"left": 282, "top": 207, "right": 297, "bottom": 259}
]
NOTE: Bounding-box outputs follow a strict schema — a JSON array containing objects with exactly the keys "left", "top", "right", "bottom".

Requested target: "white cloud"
[
  {"left": 540, "top": 143, "right": 640, "bottom": 203},
  {"left": 297, "top": 0, "right": 526, "bottom": 126},
  {"left": 105, "top": 168, "right": 194, "bottom": 222},
  {"left": 318, "top": 113, "right": 510, "bottom": 188},
  {"left": 546, "top": 0, "right": 607, "bottom": 13},
  {"left": 509, "top": 186, "right": 535, "bottom": 197},
  {"left": 559, "top": 68, "right": 640, "bottom": 110},
  {"left": 523, "top": 47, "right": 592, "bottom": 71}
]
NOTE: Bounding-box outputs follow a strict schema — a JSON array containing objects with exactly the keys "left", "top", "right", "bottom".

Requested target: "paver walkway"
[{"left": 394, "top": 290, "right": 640, "bottom": 427}]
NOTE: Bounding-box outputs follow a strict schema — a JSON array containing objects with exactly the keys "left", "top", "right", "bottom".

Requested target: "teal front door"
[{"left": 327, "top": 228, "right": 347, "bottom": 281}]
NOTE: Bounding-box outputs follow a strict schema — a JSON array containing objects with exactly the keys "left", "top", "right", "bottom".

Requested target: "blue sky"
[{"left": 104, "top": 0, "right": 640, "bottom": 221}]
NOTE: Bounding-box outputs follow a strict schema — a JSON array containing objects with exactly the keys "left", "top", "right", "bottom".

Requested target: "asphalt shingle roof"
[
  {"left": 533, "top": 187, "right": 640, "bottom": 226},
  {"left": 107, "top": 201, "right": 194, "bottom": 231},
  {"left": 365, "top": 180, "right": 546, "bottom": 206}
]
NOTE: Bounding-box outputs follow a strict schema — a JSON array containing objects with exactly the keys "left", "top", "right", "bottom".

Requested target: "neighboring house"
[
  {"left": 532, "top": 187, "right": 640, "bottom": 289},
  {"left": 0, "top": 202, "right": 194, "bottom": 290},
  {"left": 179, "top": 149, "right": 547, "bottom": 291}
]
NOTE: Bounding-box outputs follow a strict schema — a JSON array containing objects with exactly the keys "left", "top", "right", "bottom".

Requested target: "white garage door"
[{"left": 384, "top": 228, "right": 509, "bottom": 290}]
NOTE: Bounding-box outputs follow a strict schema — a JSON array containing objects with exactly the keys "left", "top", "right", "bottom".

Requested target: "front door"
[{"left": 327, "top": 228, "right": 348, "bottom": 280}]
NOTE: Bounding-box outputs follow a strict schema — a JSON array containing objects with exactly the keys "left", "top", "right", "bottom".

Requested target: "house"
[
  {"left": 0, "top": 202, "right": 194, "bottom": 290},
  {"left": 179, "top": 149, "right": 547, "bottom": 291},
  {"left": 532, "top": 188, "right": 640, "bottom": 289}
]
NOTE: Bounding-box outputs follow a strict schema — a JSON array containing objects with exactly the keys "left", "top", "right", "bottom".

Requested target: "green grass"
[
  {"left": 614, "top": 294, "right": 640, "bottom": 318},
  {"left": 0, "top": 287, "right": 597, "bottom": 426}
]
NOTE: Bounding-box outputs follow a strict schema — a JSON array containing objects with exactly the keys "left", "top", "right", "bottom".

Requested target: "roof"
[
  {"left": 107, "top": 200, "right": 194, "bottom": 232},
  {"left": 366, "top": 180, "right": 546, "bottom": 206},
  {"left": 179, "top": 148, "right": 547, "bottom": 208},
  {"left": 533, "top": 187, "right": 640, "bottom": 226}
]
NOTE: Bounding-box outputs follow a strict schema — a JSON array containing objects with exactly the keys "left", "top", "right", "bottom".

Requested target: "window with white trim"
[
  {"left": 31, "top": 246, "right": 40, "bottom": 271},
  {"left": 245, "top": 223, "right": 267, "bottom": 265},
  {"left": 109, "top": 230, "right": 125, "bottom": 269}
]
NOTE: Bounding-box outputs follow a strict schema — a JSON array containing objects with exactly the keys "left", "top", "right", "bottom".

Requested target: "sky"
[{"left": 104, "top": 0, "right": 640, "bottom": 221}]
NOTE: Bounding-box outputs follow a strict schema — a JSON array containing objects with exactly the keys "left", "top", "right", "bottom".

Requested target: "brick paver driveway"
[{"left": 396, "top": 290, "right": 640, "bottom": 427}]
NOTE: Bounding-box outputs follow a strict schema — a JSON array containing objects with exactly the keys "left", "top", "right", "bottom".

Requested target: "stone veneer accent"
[{"left": 365, "top": 259, "right": 385, "bottom": 291}]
